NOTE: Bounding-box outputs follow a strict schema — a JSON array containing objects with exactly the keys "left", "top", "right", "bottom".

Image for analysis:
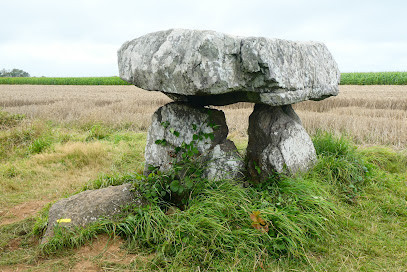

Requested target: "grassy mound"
[{"left": 34, "top": 133, "right": 406, "bottom": 271}]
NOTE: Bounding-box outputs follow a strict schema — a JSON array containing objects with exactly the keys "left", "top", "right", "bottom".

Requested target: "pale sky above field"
[{"left": 1, "top": 0, "right": 406, "bottom": 77}]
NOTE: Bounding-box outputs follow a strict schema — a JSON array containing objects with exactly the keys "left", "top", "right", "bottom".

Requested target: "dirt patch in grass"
[
  {"left": 74, "top": 235, "right": 138, "bottom": 269},
  {"left": 0, "top": 200, "right": 49, "bottom": 226},
  {"left": 0, "top": 234, "right": 141, "bottom": 272}
]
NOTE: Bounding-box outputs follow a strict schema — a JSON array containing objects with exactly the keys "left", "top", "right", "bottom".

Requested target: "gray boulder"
[
  {"left": 42, "top": 184, "right": 143, "bottom": 243},
  {"left": 203, "top": 140, "right": 244, "bottom": 181},
  {"left": 118, "top": 29, "right": 340, "bottom": 106},
  {"left": 246, "top": 104, "right": 316, "bottom": 182},
  {"left": 144, "top": 102, "right": 243, "bottom": 180}
]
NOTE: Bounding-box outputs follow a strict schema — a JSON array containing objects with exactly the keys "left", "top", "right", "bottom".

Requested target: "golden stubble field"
[{"left": 1, "top": 84, "right": 406, "bottom": 148}]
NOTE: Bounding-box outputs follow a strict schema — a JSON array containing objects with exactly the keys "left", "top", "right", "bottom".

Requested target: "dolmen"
[{"left": 118, "top": 29, "right": 340, "bottom": 183}]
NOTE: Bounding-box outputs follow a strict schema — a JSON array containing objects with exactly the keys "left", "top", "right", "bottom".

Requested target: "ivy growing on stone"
[{"left": 136, "top": 113, "right": 218, "bottom": 209}]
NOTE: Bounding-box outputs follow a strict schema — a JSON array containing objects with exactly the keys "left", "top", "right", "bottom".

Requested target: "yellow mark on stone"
[{"left": 57, "top": 218, "right": 71, "bottom": 223}]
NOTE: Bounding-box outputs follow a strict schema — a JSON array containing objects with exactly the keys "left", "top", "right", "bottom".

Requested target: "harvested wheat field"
[{"left": 1, "top": 84, "right": 406, "bottom": 147}]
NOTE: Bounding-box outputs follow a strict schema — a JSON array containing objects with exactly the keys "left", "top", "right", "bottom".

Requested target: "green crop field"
[
  {"left": 0, "top": 76, "right": 131, "bottom": 85},
  {"left": 340, "top": 72, "right": 407, "bottom": 85},
  {"left": 0, "top": 72, "right": 407, "bottom": 85}
]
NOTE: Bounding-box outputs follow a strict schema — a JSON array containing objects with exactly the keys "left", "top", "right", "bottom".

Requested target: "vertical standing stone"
[
  {"left": 246, "top": 104, "right": 316, "bottom": 183},
  {"left": 144, "top": 102, "right": 244, "bottom": 180}
]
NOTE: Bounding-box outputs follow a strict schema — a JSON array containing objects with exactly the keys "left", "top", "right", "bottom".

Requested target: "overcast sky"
[{"left": 1, "top": 0, "right": 406, "bottom": 77}]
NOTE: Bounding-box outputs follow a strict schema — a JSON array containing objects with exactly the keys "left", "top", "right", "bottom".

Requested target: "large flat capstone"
[{"left": 118, "top": 29, "right": 340, "bottom": 106}]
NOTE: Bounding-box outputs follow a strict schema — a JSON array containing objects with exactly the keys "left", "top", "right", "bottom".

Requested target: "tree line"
[{"left": 0, "top": 68, "right": 30, "bottom": 77}]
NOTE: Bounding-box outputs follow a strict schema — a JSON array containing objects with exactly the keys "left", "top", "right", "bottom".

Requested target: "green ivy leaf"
[
  {"left": 253, "top": 161, "right": 262, "bottom": 174},
  {"left": 155, "top": 139, "right": 167, "bottom": 146},
  {"left": 185, "top": 178, "right": 194, "bottom": 189},
  {"left": 170, "top": 180, "right": 180, "bottom": 192},
  {"left": 178, "top": 186, "right": 184, "bottom": 193},
  {"left": 161, "top": 121, "right": 170, "bottom": 128}
]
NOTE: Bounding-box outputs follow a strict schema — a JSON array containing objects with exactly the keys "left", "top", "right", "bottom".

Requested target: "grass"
[
  {"left": 1, "top": 72, "right": 407, "bottom": 85},
  {"left": 1, "top": 109, "right": 406, "bottom": 270},
  {"left": 1, "top": 80, "right": 407, "bottom": 271},
  {"left": 0, "top": 110, "right": 147, "bottom": 210}
]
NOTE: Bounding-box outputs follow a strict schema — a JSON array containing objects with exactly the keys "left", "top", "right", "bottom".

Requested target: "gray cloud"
[{"left": 1, "top": 0, "right": 406, "bottom": 76}]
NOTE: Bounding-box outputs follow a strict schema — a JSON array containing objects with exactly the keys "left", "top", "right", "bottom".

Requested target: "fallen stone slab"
[
  {"left": 118, "top": 29, "right": 340, "bottom": 106},
  {"left": 42, "top": 184, "right": 143, "bottom": 243},
  {"left": 144, "top": 102, "right": 244, "bottom": 180},
  {"left": 246, "top": 104, "right": 317, "bottom": 182}
]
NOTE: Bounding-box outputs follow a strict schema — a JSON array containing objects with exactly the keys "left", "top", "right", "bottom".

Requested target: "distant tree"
[{"left": 0, "top": 68, "right": 30, "bottom": 77}]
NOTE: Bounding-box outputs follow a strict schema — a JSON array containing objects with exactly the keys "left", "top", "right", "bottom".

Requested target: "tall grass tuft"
[
  {"left": 312, "top": 131, "right": 371, "bottom": 204},
  {"left": 111, "top": 176, "right": 339, "bottom": 270}
]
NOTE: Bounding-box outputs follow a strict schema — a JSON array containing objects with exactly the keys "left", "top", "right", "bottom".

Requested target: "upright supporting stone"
[
  {"left": 144, "top": 102, "right": 244, "bottom": 180},
  {"left": 246, "top": 104, "right": 316, "bottom": 182}
]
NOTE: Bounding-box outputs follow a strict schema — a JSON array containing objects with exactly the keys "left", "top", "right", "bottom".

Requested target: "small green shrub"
[{"left": 28, "top": 137, "right": 52, "bottom": 154}]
